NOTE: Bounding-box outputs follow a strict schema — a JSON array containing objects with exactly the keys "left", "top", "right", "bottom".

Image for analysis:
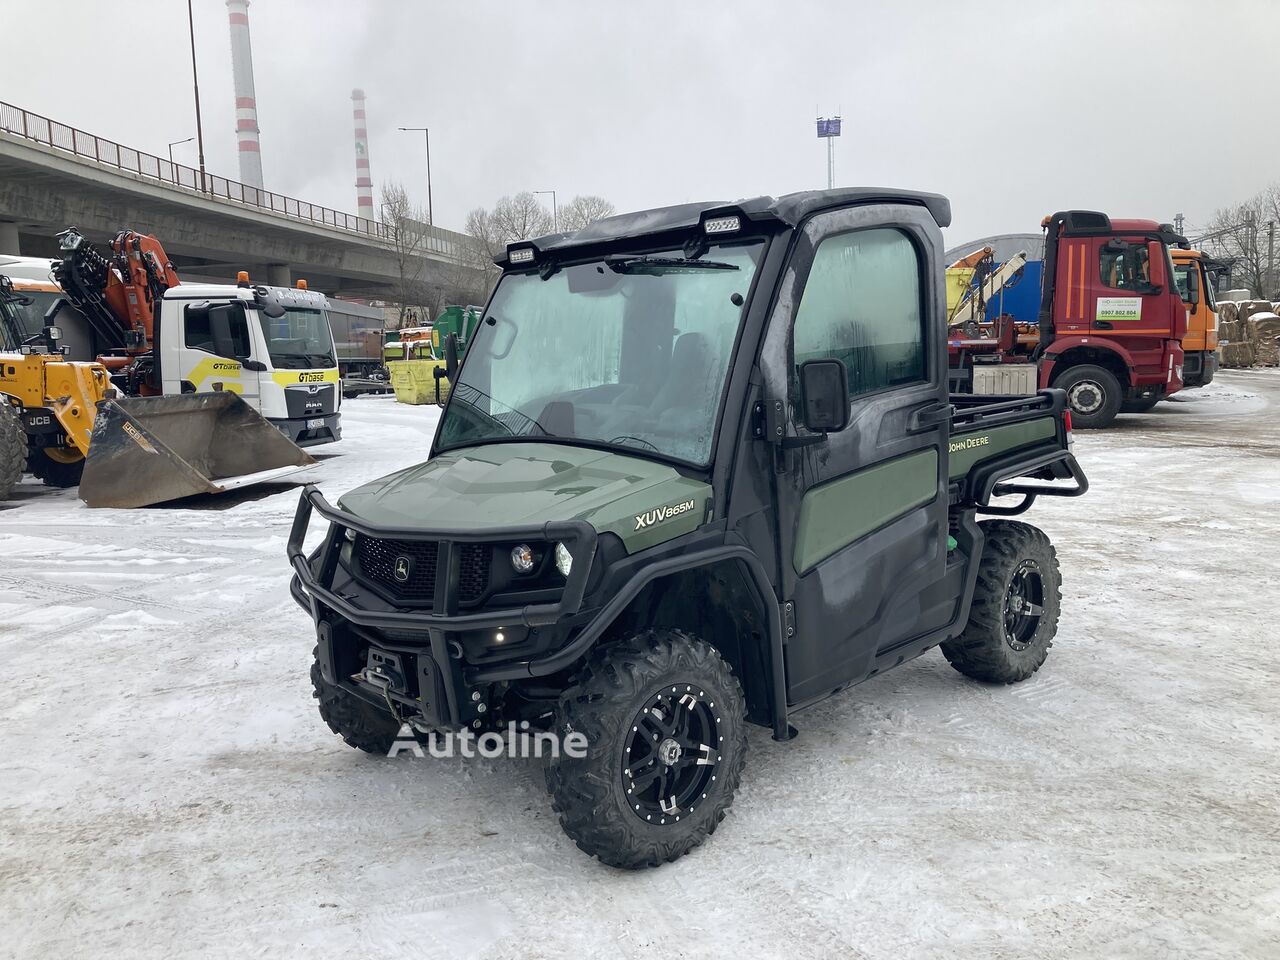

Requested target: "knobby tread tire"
[
  {"left": 311, "top": 645, "right": 400, "bottom": 755},
  {"left": 28, "top": 448, "right": 84, "bottom": 488},
  {"left": 0, "top": 404, "right": 23, "bottom": 500},
  {"left": 545, "top": 629, "right": 748, "bottom": 870},
  {"left": 942, "top": 520, "right": 1062, "bottom": 684}
]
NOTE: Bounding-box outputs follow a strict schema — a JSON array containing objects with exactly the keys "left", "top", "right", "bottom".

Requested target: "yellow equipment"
[{"left": 0, "top": 276, "right": 113, "bottom": 499}]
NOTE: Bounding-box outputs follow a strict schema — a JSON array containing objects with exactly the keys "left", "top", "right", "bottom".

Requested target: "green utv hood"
[{"left": 337, "top": 442, "right": 711, "bottom": 553}]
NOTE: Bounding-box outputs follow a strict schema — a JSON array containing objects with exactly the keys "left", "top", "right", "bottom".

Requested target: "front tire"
[
  {"left": 942, "top": 520, "right": 1062, "bottom": 684},
  {"left": 0, "top": 404, "right": 25, "bottom": 500},
  {"left": 1055, "top": 364, "right": 1122, "bottom": 429},
  {"left": 28, "top": 447, "right": 84, "bottom": 488},
  {"left": 546, "top": 630, "right": 748, "bottom": 869},
  {"left": 311, "top": 646, "right": 401, "bottom": 755}
]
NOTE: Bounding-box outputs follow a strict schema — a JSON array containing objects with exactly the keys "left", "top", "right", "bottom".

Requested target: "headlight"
[
  {"left": 554, "top": 542, "right": 573, "bottom": 578},
  {"left": 511, "top": 544, "right": 535, "bottom": 574}
]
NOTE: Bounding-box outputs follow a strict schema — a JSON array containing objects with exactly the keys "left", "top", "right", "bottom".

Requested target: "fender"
[
  {"left": 1038, "top": 335, "right": 1135, "bottom": 389},
  {"left": 469, "top": 543, "right": 792, "bottom": 741}
]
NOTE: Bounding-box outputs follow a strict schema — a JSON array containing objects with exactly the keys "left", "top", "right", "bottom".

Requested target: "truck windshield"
[
  {"left": 437, "top": 240, "right": 764, "bottom": 465},
  {"left": 258, "top": 308, "right": 336, "bottom": 369}
]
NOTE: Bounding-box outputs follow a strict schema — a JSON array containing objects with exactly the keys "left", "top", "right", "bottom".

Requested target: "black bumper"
[
  {"left": 273, "top": 413, "right": 341, "bottom": 447},
  {"left": 287, "top": 485, "right": 598, "bottom": 729}
]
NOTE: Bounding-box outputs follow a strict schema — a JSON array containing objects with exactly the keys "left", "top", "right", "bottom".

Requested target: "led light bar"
[
  {"left": 703, "top": 215, "right": 741, "bottom": 235},
  {"left": 508, "top": 247, "right": 535, "bottom": 264}
]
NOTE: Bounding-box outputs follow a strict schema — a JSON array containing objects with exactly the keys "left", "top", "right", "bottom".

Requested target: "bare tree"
[
  {"left": 379, "top": 180, "right": 435, "bottom": 326},
  {"left": 1199, "top": 184, "right": 1280, "bottom": 297},
  {"left": 559, "top": 195, "right": 616, "bottom": 232},
  {"left": 492, "top": 192, "right": 555, "bottom": 241}
]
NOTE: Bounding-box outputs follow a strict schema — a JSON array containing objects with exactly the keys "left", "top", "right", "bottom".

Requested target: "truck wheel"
[
  {"left": 311, "top": 646, "right": 401, "bottom": 755},
  {"left": 0, "top": 404, "right": 24, "bottom": 500},
  {"left": 941, "top": 520, "right": 1062, "bottom": 684},
  {"left": 546, "top": 630, "right": 749, "bottom": 869},
  {"left": 1120, "top": 397, "right": 1159, "bottom": 414},
  {"left": 1055, "top": 364, "right": 1121, "bottom": 428},
  {"left": 29, "top": 448, "right": 84, "bottom": 488}
]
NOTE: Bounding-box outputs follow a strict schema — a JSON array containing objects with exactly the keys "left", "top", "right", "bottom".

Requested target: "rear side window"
[{"left": 792, "top": 227, "right": 926, "bottom": 399}]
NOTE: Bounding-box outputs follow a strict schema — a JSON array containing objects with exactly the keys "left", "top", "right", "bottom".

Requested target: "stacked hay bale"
[
  {"left": 1219, "top": 300, "right": 1280, "bottom": 368},
  {"left": 1216, "top": 300, "right": 1253, "bottom": 368},
  {"left": 1251, "top": 312, "right": 1280, "bottom": 367}
]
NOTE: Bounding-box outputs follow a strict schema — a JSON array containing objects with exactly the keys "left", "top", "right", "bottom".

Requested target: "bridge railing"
[{"left": 0, "top": 99, "right": 473, "bottom": 261}]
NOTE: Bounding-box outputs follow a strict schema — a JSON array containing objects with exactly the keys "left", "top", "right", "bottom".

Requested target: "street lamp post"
[
  {"left": 398, "top": 127, "right": 433, "bottom": 225},
  {"left": 534, "top": 190, "right": 558, "bottom": 232},
  {"left": 168, "top": 137, "right": 195, "bottom": 167},
  {"left": 185, "top": 0, "right": 208, "bottom": 193}
]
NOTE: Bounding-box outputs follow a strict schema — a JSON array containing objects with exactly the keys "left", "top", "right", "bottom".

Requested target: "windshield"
[
  {"left": 7, "top": 290, "right": 62, "bottom": 337},
  {"left": 437, "top": 240, "right": 764, "bottom": 465},
  {"left": 258, "top": 307, "right": 336, "bottom": 369}
]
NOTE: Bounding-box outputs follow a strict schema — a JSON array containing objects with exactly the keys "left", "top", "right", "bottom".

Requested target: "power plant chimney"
[
  {"left": 351, "top": 89, "right": 374, "bottom": 218},
  {"left": 225, "top": 0, "right": 264, "bottom": 189}
]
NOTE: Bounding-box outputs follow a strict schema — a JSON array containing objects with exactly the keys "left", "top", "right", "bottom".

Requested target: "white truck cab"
[{"left": 157, "top": 281, "right": 342, "bottom": 445}]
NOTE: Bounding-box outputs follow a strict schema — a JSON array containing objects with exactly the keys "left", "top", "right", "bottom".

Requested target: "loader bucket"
[{"left": 79, "top": 392, "right": 317, "bottom": 508}]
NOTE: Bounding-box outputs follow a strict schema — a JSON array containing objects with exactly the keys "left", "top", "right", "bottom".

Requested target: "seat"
[{"left": 650, "top": 332, "right": 714, "bottom": 411}]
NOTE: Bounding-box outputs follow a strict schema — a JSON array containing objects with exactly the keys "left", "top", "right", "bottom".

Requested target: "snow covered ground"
[{"left": 2, "top": 372, "right": 1278, "bottom": 959}]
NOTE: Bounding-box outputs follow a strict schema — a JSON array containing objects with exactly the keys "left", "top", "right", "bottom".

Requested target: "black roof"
[{"left": 500, "top": 188, "right": 951, "bottom": 264}]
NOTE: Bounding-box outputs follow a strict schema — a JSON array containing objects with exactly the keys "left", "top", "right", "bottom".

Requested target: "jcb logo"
[
  {"left": 298, "top": 371, "right": 325, "bottom": 383},
  {"left": 635, "top": 498, "right": 697, "bottom": 531}
]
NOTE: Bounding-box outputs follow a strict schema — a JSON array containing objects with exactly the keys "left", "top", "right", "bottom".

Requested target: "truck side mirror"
[
  {"left": 798, "top": 358, "right": 850, "bottom": 433},
  {"left": 444, "top": 331, "right": 460, "bottom": 381},
  {"left": 1185, "top": 266, "right": 1200, "bottom": 305}
]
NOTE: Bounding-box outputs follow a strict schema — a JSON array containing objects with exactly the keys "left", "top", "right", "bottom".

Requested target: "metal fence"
[{"left": 0, "top": 99, "right": 471, "bottom": 261}]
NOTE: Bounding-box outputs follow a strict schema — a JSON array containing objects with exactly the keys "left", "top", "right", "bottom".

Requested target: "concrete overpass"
[{"left": 0, "top": 101, "right": 479, "bottom": 297}]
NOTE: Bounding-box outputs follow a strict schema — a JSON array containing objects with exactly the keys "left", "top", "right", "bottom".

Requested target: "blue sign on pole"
[{"left": 816, "top": 118, "right": 842, "bottom": 138}]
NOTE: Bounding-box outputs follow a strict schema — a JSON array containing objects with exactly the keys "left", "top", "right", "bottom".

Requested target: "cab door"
[
  {"left": 752, "top": 204, "right": 951, "bottom": 708},
  {"left": 168, "top": 301, "right": 263, "bottom": 406}
]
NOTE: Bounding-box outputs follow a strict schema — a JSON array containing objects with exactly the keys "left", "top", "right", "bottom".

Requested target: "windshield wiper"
[{"left": 605, "top": 255, "right": 739, "bottom": 275}]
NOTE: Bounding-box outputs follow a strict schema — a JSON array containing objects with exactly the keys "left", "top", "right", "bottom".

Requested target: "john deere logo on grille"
[{"left": 394, "top": 556, "right": 412, "bottom": 582}]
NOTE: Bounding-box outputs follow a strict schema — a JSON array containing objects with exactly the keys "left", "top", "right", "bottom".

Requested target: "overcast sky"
[{"left": 2, "top": 1, "right": 1275, "bottom": 244}]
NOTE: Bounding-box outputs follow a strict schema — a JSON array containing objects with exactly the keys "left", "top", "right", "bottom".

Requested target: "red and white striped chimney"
[
  {"left": 226, "top": 0, "right": 264, "bottom": 189},
  {"left": 351, "top": 89, "right": 374, "bottom": 218}
]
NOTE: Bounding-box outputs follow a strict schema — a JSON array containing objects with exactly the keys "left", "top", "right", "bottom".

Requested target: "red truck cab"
[
  {"left": 1036, "top": 211, "right": 1188, "bottom": 425},
  {"left": 948, "top": 211, "right": 1188, "bottom": 428}
]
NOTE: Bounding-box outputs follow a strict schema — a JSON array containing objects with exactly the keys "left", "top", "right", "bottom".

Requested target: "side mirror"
[
  {"left": 444, "top": 331, "right": 460, "bottom": 381},
  {"left": 1185, "top": 267, "right": 1200, "bottom": 305},
  {"left": 798, "top": 358, "right": 850, "bottom": 434}
]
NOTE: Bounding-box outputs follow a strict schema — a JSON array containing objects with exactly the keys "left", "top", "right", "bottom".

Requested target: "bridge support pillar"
[
  {"left": 0, "top": 222, "right": 20, "bottom": 255},
  {"left": 266, "top": 263, "right": 291, "bottom": 287}
]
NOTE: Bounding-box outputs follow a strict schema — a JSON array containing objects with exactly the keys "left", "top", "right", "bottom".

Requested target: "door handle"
[
  {"left": 909, "top": 401, "right": 951, "bottom": 432},
  {"left": 1093, "top": 320, "right": 1114, "bottom": 330}
]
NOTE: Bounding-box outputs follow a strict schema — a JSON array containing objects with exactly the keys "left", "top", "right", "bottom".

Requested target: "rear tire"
[
  {"left": 546, "top": 630, "right": 749, "bottom": 869},
  {"left": 311, "top": 646, "right": 401, "bottom": 755},
  {"left": 1055, "top": 364, "right": 1122, "bottom": 429},
  {"left": 942, "top": 520, "right": 1062, "bottom": 684},
  {"left": 0, "top": 404, "right": 24, "bottom": 500},
  {"left": 1120, "top": 397, "right": 1159, "bottom": 414},
  {"left": 28, "top": 448, "right": 84, "bottom": 488}
]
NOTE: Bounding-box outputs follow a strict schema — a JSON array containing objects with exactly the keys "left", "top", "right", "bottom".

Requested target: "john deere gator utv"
[{"left": 288, "top": 188, "right": 1088, "bottom": 868}]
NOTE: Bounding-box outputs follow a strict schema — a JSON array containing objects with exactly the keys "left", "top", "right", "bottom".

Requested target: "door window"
[
  {"left": 1099, "top": 241, "right": 1151, "bottom": 291},
  {"left": 184, "top": 304, "right": 252, "bottom": 359},
  {"left": 792, "top": 227, "right": 925, "bottom": 399}
]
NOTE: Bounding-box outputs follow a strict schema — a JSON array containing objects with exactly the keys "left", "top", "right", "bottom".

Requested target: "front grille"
[{"left": 354, "top": 536, "right": 490, "bottom": 605}]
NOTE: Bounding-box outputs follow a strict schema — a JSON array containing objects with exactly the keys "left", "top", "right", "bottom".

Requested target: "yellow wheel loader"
[{"left": 0, "top": 277, "right": 108, "bottom": 500}]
